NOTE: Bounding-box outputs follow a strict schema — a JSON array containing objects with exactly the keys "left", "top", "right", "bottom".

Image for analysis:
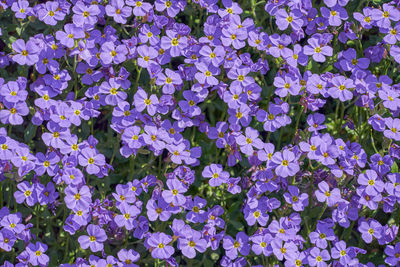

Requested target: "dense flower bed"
[{"left": 1, "top": 0, "right": 400, "bottom": 266}]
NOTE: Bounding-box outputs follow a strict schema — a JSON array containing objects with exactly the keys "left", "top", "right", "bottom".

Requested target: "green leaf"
[
  {"left": 391, "top": 162, "right": 398, "bottom": 173},
  {"left": 24, "top": 123, "right": 37, "bottom": 143}
]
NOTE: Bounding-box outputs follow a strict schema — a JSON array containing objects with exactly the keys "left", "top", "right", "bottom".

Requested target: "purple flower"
[
  {"left": 155, "top": 0, "right": 180, "bottom": 17},
  {"left": 328, "top": 76, "right": 354, "bottom": 102},
  {"left": 358, "top": 219, "right": 383, "bottom": 243},
  {"left": 284, "top": 186, "right": 309, "bottom": 211},
  {"left": 78, "top": 148, "right": 106, "bottom": 175},
  {"left": 385, "top": 243, "right": 400, "bottom": 266},
  {"left": 26, "top": 242, "right": 49, "bottom": 266},
  {"left": 202, "top": 164, "right": 230, "bottom": 187},
  {"left": 339, "top": 48, "right": 370, "bottom": 71},
  {"left": 100, "top": 41, "right": 128, "bottom": 65},
  {"left": 106, "top": 0, "right": 132, "bottom": 24},
  {"left": 331, "top": 241, "right": 357, "bottom": 266},
  {"left": 78, "top": 224, "right": 107, "bottom": 252},
  {"left": 195, "top": 62, "right": 220, "bottom": 86},
  {"left": 271, "top": 149, "right": 300, "bottom": 178},
  {"left": 384, "top": 118, "right": 400, "bottom": 141},
  {"left": 162, "top": 178, "right": 187, "bottom": 206},
  {"left": 357, "top": 169, "right": 384, "bottom": 196},
  {"left": 177, "top": 229, "right": 207, "bottom": 258},
  {"left": 37, "top": 1, "right": 66, "bottom": 25},
  {"left": 304, "top": 37, "right": 333, "bottom": 63},
  {"left": 12, "top": 39, "right": 39, "bottom": 66},
  {"left": 307, "top": 113, "right": 326, "bottom": 132},
  {"left": 128, "top": 0, "right": 152, "bottom": 16},
  {"left": 155, "top": 68, "right": 183, "bottom": 94},
  {"left": 308, "top": 247, "right": 330, "bottom": 267},
  {"left": 64, "top": 185, "right": 92, "bottom": 210},
  {"left": 275, "top": 8, "right": 303, "bottom": 31},
  {"left": 371, "top": 3, "right": 400, "bottom": 29},
  {"left": 1, "top": 214, "right": 25, "bottom": 234},
  {"left": 235, "top": 127, "right": 264, "bottom": 156},
  {"left": 146, "top": 232, "right": 174, "bottom": 259},
  {"left": 315, "top": 181, "right": 341, "bottom": 207},
  {"left": 55, "top": 24, "right": 85, "bottom": 48},
  {"left": 0, "top": 101, "right": 29, "bottom": 125},
  {"left": 11, "top": 0, "right": 32, "bottom": 19},
  {"left": 72, "top": 1, "right": 100, "bottom": 26},
  {"left": 0, "top": 229, "right": 16, "bottom": 251},
  {"left": 161, "top": 30, "right": 188, "bottom": 57},
  {"left": 14, "top": 181, "right": 37, "bottom": 206},
  {"left": 115, "top": 203, "right": 140, "bottom": 230},
  {"left": 223, "top": 232, "right": 250, "bottom": 260},
  {"left": 309, "top": 222, "right": 336, "bottom": 249},
  {"left": 321, "top": 6, "right": 348, "bottom": 26},
  {"left": 250, "top": 233, "right": 273, "bottom": 256},
  {"left": 134, "top": 88, "right": 159, "bottom": 116}
]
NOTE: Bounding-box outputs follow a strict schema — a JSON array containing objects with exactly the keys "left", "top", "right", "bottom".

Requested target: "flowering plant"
[{"left": 1, "top": 0, "right": 400, "bottom": 266}]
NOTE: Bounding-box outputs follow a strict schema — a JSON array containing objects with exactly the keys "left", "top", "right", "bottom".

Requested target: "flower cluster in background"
[{"left": 0, "top": 0, "right": 400, "bottom": 266}]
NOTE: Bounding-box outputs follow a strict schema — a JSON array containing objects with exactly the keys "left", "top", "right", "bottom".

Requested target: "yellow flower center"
[
  {"left": 171, "top": 38, "right": 179, "bottom": 46},
  {"left": 314, "top": 47, "right": 321, "bottom": 53},
  {"left": 74, "top": 193, "right": 81, "bottom": 200},
  {"left": 282, "top": 160, "right": 289, "bottom": 166},
  {"left": 89, "top": 236, "right": 96, "bottom": 242},
  {"left": 383, "top": 11, "right": 389, "bottom": 18},
  {"left": 110, "top": 88, "right": 117, "bottom": 95},
  {"left": 88, "top": 158, "right": 95, "bottom": 164}
]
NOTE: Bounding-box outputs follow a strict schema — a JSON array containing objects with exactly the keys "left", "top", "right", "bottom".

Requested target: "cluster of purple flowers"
[{"left": 1, "top": 0, "right": 400, "bottom": 266}]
